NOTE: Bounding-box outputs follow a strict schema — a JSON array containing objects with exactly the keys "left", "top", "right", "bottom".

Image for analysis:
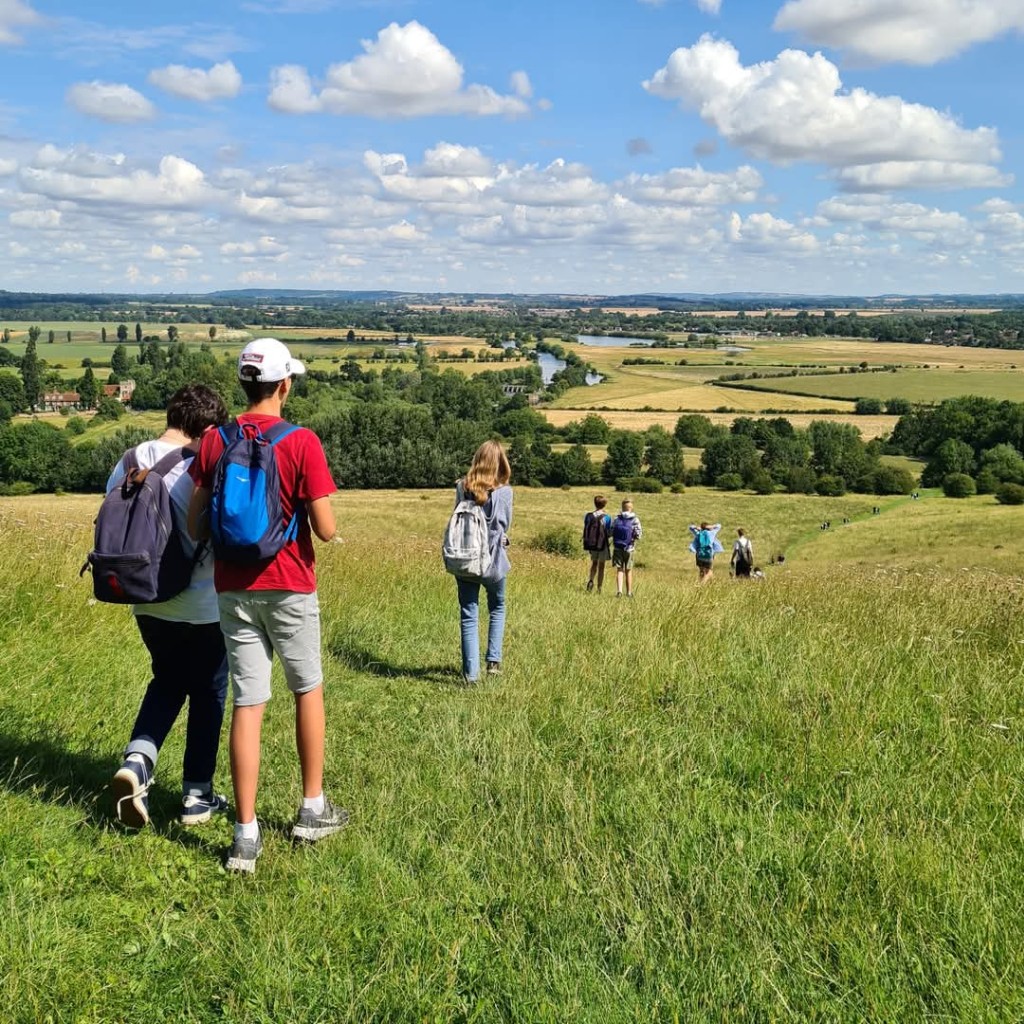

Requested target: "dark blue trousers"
[{"left": 126, "top": 616, "right": 228, "bottom": 795}]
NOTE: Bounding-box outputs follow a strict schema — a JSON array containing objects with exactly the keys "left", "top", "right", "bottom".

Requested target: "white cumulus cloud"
[
  {"left": 10, "top": 208, "right": 62, "bottom": 229},
  {"left": 268, "top": 21, "right": 529, "bottom": 118},
  {"left": 643, "top": 35, "right": 1002, "bottom": 185},
  {"left": 835, "top": 160, "right": 1014, "bottom": 192},
  {"left": 148, "top": 61, "right": 243, "bottom": 102},
  {"left": 728, "top": 211, "right": 818, "bottom": 252},
  {"left": 774, "top": 0, "right": 1024, "bottom": 65},
  {"left": 22, "top": 153, "right": 207, "bottom": 207},
  {"left": 697, "top": 0, "right": 722, "bottom": 12},
  {"left": 0, "top": 0, "right": 40, "bottom": 45},
  {"left": 66, "top": 81, "right": 156, "bottom": 122},
  {"left": 623, "top": 164, "right": 762, "bottom": 205},
  {"left": 0, "top": 157, "right": 17, "bottom": 175}
]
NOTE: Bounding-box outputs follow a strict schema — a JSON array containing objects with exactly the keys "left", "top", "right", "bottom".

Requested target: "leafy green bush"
[
  {"left": 872, "top": 465, "right": 915, "bottom": 495},
  {"left": 65, "top": 416, "right": 87, "bottom": 436},
  {"left": 816, "top": 474, "right": 847, "bottom": 497},
  {"left": 748, "top": 469, "right": 775, "bottom": 495},
  {"left": 615, "top": 476, "right": 663, "bottom": 493},
  {"left": 943, "top": 473, "right": 977, "bottom": 498},
  {"left": 95, "top": 396, "right": 125, "bottom": 421},
  {"left": 529, "top": 525, "right": 578, "bottom": 558},
  {"left": 996, "top": 482, "right": 1024, "bottom": 505},
  {"left": 785, "top": 466, "right": 818, "bottom": 494},
  {"left": 716, "top": 472, "right": 743, "bottom": 491},
  {"left": 0, "top": 481, "right": 37, "bottom": 496},
  {"left": 670, "top": 482, "right": 685, "bottom": 494},
  {"left": 975, "top": 467, "right": 999, "bottom": 495}
]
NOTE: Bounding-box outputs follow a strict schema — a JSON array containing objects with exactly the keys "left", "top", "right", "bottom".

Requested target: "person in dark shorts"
[
  {"left": 688, "top": 521, "right": 723, "bottom": 582},
  {"left": 583, "top": 494, "right": 612, "bottom": 593},
  {"left": 730, "top": 528, "right": 753, "bottom": 578}
]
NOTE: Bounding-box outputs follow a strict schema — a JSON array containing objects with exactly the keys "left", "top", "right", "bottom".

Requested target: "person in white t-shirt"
[
  {"left": 730, "top": 528, "right": 754, "bottom": 579},
  {"left": 108, "top": 384, "right": 229, "bottom": 830}
]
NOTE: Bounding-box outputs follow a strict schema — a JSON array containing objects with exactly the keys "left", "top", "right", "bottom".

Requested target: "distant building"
[
  {"left": 42, "top": 378, "right": 136, "bottom": 413},
  {"left": 42, "top": 390, "right": 80, "bottom": 412},
  {"left": 103, "top": 379, "right": 136, "bottom": 403}
]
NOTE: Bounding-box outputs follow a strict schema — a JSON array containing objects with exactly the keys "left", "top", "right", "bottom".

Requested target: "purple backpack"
[{"left": 83, "top": 447, "right": 195, "bottom": 604}]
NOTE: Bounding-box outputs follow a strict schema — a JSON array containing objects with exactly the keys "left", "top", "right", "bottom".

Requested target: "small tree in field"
[{"left": 943, "top": 473, "right": 976, "bottom": 499}]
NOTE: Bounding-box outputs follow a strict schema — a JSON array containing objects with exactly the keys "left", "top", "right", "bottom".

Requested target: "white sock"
[
  {"left": 301, "top": 792, "right": 325, "bottom": 814},
  {"left": 234, "top": 818, "right": 259, "bottom": 841}
]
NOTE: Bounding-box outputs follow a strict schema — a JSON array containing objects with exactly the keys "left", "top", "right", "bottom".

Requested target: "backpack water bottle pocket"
[{"left": 88, "top": 551, "right": 156, "bottom": 604}]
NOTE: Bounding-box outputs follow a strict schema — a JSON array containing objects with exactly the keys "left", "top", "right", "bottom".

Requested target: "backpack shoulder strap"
[
  {"left": 263, "top": 420, "right": 300, "bottom": 446},
  {"left": 150, "top": 446, "right": 191, "bottom": 478}
]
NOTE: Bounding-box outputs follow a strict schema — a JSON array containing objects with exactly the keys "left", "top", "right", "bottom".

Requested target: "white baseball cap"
[{"left": 237, "top": 337, "right": 306, "bottom": 383}]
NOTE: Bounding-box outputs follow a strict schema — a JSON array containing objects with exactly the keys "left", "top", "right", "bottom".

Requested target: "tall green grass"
[{"left": 1, "top": 490, "right": 1023, "bottom": 1022}]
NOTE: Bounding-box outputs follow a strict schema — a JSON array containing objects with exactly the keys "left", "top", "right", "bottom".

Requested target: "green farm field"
[
  {"left": 2, "top": 487, "right": 1024, "bottom": 1021},
  {"left": 723, "top": 368, "right": 1024, "bottom": 405}
]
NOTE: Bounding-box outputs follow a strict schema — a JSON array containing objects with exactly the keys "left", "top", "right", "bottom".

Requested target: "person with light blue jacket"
[
  {"left": 454, "top": 440, "right": 513, "bottom": 684},
  {"left": 689, "top": 521, "right": 724, "bottom": 582}
]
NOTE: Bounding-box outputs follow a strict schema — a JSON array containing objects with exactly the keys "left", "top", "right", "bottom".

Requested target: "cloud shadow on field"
[
  {"left": 0, "top": 706, "right": 222, "bottom": 851},
  {"left": 328, "top": 637, "right": 462, "bottom": 687}
]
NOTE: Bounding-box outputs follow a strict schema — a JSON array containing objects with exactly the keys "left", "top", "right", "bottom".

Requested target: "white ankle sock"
[
  {"left": 301, "top": 792, "right": 325, "bottom": 814},
  {"left": 234, "top": 818, "right": 259, "bottom": 841}
]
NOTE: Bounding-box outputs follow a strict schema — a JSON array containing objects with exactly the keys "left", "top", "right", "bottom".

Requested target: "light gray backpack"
[{"left": 442, "top": 498, "right": 492, "bottom": 578}]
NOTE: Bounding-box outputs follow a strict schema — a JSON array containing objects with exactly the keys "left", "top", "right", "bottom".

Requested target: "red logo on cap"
[{"left": 244, "top": 353, "right": 264, "bottom": 363}]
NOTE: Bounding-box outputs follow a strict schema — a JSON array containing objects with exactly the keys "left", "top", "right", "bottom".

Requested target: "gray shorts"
[
  {"left": 612, "top": 547, "right": 635, "bottom": 570},
  {"left": 218, "top": 590, "right": 323, "bottom": 706}
]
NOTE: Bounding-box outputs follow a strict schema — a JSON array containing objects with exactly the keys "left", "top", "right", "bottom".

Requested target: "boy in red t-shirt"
[{"left": 188, "top": 338, "right": 345, "bottom": 873}]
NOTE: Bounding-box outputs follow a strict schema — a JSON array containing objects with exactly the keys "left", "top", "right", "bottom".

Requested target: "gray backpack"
[
  {"left": 442, "top": 499, "right": 492, "bottom": 578},
  {"left": 82, "top": 447, "right": 196, "bottom": 604}
]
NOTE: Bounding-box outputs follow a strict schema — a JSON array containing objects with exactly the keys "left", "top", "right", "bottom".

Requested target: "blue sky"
[{"left": 1, "top": 0, "right": 1022, "bottom": 295}]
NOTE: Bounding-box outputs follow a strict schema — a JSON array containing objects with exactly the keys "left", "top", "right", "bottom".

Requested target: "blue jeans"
[
  {"left": 127, "top": 616, "right": 229, "bottom": 796},
  {"left": 456, "top": 576, "right": 507, "bottom": 681}
]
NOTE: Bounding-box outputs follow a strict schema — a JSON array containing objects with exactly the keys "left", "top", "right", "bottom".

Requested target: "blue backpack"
[
  {"left": 210, "top": 420, "right": 302, "bottom": 564},
  {"left": 696, "top": 528, "right": 714, "bottom": 561},
  {"left": 612, "top": 515, "right": 637, "bottom": 549}
]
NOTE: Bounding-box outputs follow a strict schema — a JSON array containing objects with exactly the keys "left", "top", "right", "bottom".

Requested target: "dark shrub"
[
  {"left": 816, "top": 474, "right": 846, "bottom": 497},
  {"left": 716, "top": 472, "right": 743, "bottom": 491},
  {"left": 872, "top": 465, "right": 915, "bottom": 495},
  {"left": 996, "top": 483, "right": 1024, "bottom": 505},
  {"left": 615, "top": 476, "right": 663, "bottom": 494},
  {"left": 943, "top": 473, "right": 976, "bottom": 498},
  {"left": 529, "top": 525, "right": 578, "bottom": 558}
]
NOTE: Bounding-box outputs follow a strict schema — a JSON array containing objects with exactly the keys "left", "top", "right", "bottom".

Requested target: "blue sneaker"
[
  {"left": 112, "top": 757, "right": 152, "bottom": 829},
  {"left": 180, "top": 792, "right": 229, "bottom": 826}
]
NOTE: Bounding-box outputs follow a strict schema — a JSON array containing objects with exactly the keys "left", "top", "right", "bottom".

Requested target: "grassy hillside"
[{"left": 2, "top": 488, "right": 1024, "bottom": 1022}]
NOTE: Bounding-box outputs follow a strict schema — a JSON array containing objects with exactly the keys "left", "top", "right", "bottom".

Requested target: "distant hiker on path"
[
  {"left": 731, "top": 528, "right": 754, "bottom": 579},
  {"left": 583, "top": 494, "right": 612, "bottom": 593},
  {"left": 106, "top": 384, "right": 229, "bottom": 831},
  {"left": 612, "top": 499, "right": 643, "bottom": 598},
  {"left": 689, "top": 522, "right": 723, "bottom": 583},
  {"left": 444, "top": 440, "right": 513, "bottom": 685},
  {"left": 188, "top": 338, "right": 347, "bottom": 875}
]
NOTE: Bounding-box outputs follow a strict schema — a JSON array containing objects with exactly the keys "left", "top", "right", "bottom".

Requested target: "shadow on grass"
[
  {"left": 0, "top": 706, "right": 223, "bottom": 851},
  {"left": 329, "top": 637, "right": 464, "bottom": 687}
]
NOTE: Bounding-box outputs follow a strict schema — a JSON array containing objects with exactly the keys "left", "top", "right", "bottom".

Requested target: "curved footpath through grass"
[{"left": 1, "top": 488, "right": 1023, "bottom": 1022}]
